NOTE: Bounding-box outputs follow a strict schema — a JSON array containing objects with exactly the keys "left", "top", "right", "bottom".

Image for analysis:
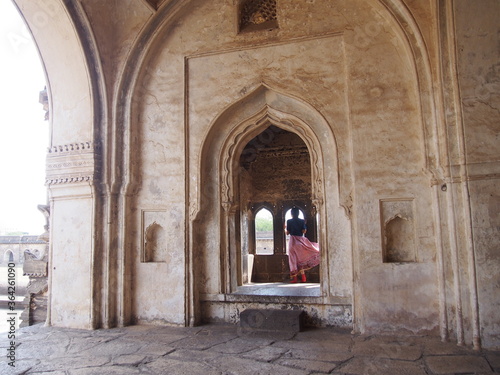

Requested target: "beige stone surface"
[
  {"left": 10, "top": 0, "right": 500, "bottom": 351},
  {"left": 2, "top": 323, "right": 499, "bottom": 375},
  {"left": 425, "top": 355, "right": 493, "bottom": 374}
]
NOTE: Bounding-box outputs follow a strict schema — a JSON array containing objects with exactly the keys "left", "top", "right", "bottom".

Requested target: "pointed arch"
[
  {"left": 377, "top": 0, "right": 441, "bottom": 174},
  {"left": 196, "top": 84, "right": 341, "bottom": 219},
  {"left": 191, "top": 84, "right": 354, "bottom": 324},
  {"left": 13, "top": 0, "right": 105, "bottom": 329},
  {"left": 4, "top": 250, "right": 14, "bottom": 264}
]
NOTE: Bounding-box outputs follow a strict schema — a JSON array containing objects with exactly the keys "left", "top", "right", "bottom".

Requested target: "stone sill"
[{"left": 201, "top": 283, "right": 351, "bottom": 306}]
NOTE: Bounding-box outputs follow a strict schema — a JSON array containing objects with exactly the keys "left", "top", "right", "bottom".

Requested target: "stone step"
[{"left": 240, "top": 308, "right": 304, "bottom": 333}]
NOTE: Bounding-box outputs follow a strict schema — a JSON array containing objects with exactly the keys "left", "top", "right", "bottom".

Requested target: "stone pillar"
[{"left": 45, "top": 142, "right": 101, "bottom": 329}]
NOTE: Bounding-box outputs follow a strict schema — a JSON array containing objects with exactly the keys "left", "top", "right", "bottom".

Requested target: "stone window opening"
[
  {"left": 254, "top": 207, "right": 274, "bottom": 255},
  {"left": 4, "top": 250, "right": 14, "bottom": 264},
  {"left": 239, "top": 0, "right": 278, "bottom": 33},
  {"left": 239, "top": 125, "right": 320, "bottom": 284}
]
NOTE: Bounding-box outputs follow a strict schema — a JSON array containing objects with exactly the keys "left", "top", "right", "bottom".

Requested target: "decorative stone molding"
[
  {"left": 48, "top": 141, "right": 95, "bottom": 154},
  {"left": 221, "top": 106, "right": 324, "bottom": 208},
  {"left": 46, "top": 142, "right": 101, "bottom": 185}
]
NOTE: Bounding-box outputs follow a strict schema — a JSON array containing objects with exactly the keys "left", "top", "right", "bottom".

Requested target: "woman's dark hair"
[{"left": 291, "top": 207, "right": 300, "bottom": 218}]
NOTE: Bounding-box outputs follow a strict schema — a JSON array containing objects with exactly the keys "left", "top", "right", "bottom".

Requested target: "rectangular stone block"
[
  {"left": 425, "top": 355, "right": 492, "bottom": 374},
  {"left": 240, "top": 309, "right": 304, "bottom": 333}
]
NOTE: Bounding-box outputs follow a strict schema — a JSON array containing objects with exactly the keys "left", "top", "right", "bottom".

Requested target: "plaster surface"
[{"left": 11, "top": 0, "right": 499, "bottom": 349}]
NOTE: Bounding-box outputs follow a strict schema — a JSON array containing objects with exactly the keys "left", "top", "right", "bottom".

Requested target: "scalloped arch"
[{"left": 196, "top": 84, "right": 338, "bottom": 219}]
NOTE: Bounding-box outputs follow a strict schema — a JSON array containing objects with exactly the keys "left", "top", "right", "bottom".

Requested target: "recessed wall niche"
[
  {"left": 380, "top": 199, "right": 417, "bottom": 263},
  {"left": 142, "top": 210, "right": 168, "bottom": 263}
]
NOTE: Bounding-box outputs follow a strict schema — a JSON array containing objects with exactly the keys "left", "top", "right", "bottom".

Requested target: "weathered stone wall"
[
  {"left": 13, "top": 0, "right": 499, "bottom": 348},
  {"left": 142, "top": 0, "right": 433, "bottom": 331},
  {"left": 242, "top": 129, "right": 311, "bottom": 204},
  {"left": 454, "top": 0, "right": 500, "bottom": 349}
]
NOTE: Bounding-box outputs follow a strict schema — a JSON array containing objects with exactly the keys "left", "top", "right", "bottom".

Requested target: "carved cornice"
[
  {"left": 48, "top": 141, "right": 96, "bottom": 154},
  {"left": 46, "top": 142, "right": 101, "bottom": 186}
]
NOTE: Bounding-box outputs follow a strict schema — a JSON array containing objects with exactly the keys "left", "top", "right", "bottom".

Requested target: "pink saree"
[{"left": 287, "top": 235, "right": 320, "bottom": 276}]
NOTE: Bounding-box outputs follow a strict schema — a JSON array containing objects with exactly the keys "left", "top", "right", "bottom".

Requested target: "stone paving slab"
[
  {"left": 336, "top": 357, "right": 428, "bottom": 375},
  {"left": 272, "top": 335, "right": 353, "bottom": 353},
  {"left": 0, "top": 323, "right": 499, "bottom": 374},
  {"left": 145, "top": 357, "right": 222, "bottom": 375},
  {"left": 209, "top": 336, "right": 274, "bottom": 354},
  {"left": 207, "top": 354, "right": 307, "bottom": 375},
  {"left": 69, "top": 366, "right": 143, "bottom": 375},
  {"left": 275, "top": 357, "right": 338, "bottom": 373},
  {"left": 240, "top": 346, "right": 289, "bottom": 362},
  {"left": 110, "top": 353, "right": 147, "bottom": 366},
  {"left": 487, "top": 352, "right": 500, "bottom": 371},
  {"left": 352, "top": 340, "right": 422, "bottom": 360},
  {"left": 421, "top": 339, "right": 472, "bottom": 356},
  {"left": 283, "top": 347, "right": 353, "bottom": 362},
  {"left": 29, "top": 356, "right": 110, "bottom": 373},
  {"left": 425, "top": 355, "right": 493, "bottom": 374}
]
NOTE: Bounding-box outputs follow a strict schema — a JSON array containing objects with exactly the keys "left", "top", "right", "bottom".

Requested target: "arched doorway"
[
  {"left": 254, "top": 207, "right": 274, "bottom": 256},
  {"left": 13, "top": 0, "right": 105, "bottom": 329},
  {"left": 193, "top": 85, "right": 353, "bottom": 326},
  {"left": 239, "top": 126, "right": 320, "bottom": 284}
]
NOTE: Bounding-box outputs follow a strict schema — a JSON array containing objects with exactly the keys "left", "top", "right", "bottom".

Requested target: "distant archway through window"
[
  {"left": 4, "top": 250, "right": 14, "bottom": 263},
  {"left": 238, "top": 125, "right": 321, "bottom": 285},
  {"left": 254, "top": 208, "right": 274, "bottom": 255}
]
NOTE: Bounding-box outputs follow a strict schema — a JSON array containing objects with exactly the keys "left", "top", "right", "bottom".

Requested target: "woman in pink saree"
[{"left": 285, "top": 207, "right": 320, "bottom": 283}]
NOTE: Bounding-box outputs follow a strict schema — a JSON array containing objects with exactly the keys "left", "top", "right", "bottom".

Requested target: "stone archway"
[
  {"left": 240, "top": 127, "right": 318, "bottom": 283},
  {"left": 12, "top": 0, "right": 479, "bottom": 344},
  {"left": 219, "top": 108, "right": 326, "bottom": 293},
  {"left": 193, "top": 85, "right": 353, "bottom": 326},
  {"left": 13, "top": 0, "right": 104, "bottom": 329}
]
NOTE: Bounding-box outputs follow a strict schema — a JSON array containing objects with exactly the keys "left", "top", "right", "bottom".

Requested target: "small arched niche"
[
  {"left": 143, "top": 222, "right": 167, "bottom": 263},
  {"left": 4, "top": 250, "right": 14, "bottom": 264}
]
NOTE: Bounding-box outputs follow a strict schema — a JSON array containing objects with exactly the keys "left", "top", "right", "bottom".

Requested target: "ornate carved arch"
[
  {"left": 196, "top": 84, "right": 340, "bottom": 221},
  {"left": 220, "top": 105, "right": 325, "bottom": 211},
  {"left": 192, "top": 85, "right": 340, "bottom": 315}
]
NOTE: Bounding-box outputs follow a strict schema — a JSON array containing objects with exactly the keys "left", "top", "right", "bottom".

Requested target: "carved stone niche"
[
  {"left": 142, "top": 211, "right": 168, "bottom": 263},
  {"left": 380, "top": 199, "right": 417, "bottom": 263}
]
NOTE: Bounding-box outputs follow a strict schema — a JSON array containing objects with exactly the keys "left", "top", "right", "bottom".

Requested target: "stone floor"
[{"left": 1, "top": 323, "right": 499, "bottom": 375}]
